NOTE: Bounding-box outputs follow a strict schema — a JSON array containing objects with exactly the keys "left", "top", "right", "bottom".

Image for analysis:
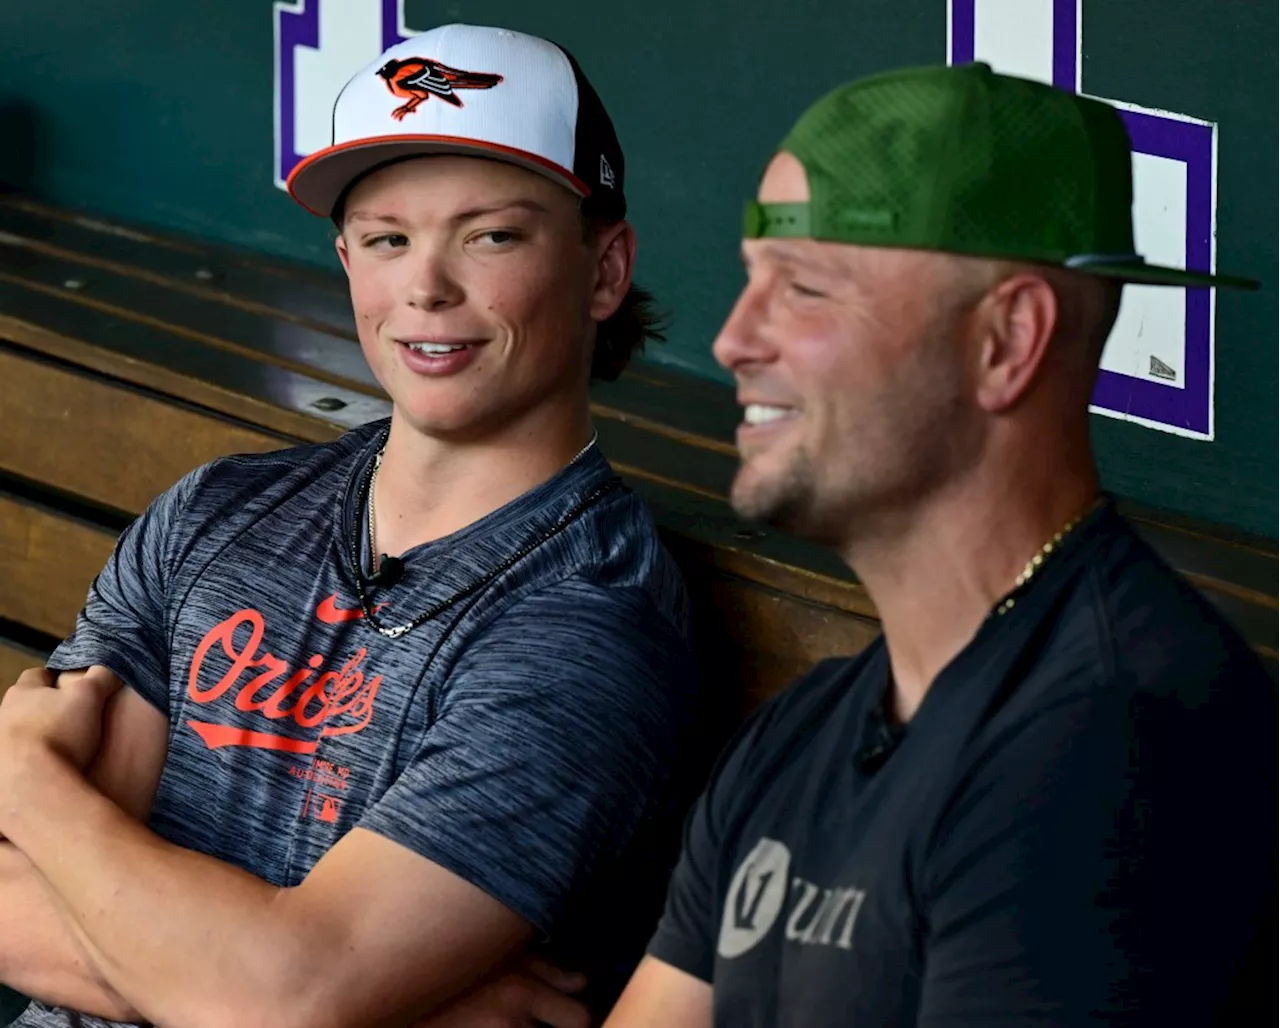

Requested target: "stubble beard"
[
  {"left": 728, "top": 376, "right": 973, "bottom": 550},
  {"left": 729, "top": 445, "right": 840, "bottom": 544}
]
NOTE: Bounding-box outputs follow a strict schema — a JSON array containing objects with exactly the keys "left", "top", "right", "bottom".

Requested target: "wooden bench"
[{"left": 0, "top": 195, "right": 1274, "bottom": 724}]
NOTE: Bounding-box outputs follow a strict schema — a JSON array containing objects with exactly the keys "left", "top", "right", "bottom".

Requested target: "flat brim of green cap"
[{"left": 1069, "top": 257, "right": 1259, "bottom": 290}]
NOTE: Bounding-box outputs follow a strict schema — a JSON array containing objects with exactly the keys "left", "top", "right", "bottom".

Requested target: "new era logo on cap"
[{"left": 287, "top": 24, "right": 626, "bottom": 221}]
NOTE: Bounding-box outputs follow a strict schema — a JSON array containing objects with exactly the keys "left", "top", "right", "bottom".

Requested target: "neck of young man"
[
  {"left": 372, "top": 399, "right": 595, "bottom": 558},
  {"left": 842, "top": 441, "right": 1100, "bottom": 725}
]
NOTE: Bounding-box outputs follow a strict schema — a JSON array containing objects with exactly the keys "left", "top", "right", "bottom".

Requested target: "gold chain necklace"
[{"left": 991, "top": 497, "right": 1102, "bottom": 618}]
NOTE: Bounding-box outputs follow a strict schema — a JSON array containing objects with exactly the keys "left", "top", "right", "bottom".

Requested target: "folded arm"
[
  {"left": 0, "top": 674, "right": 167, "bottom": 1020},
  {"left": 1, "top": 754, "right": 535, "bottom": 1028}
]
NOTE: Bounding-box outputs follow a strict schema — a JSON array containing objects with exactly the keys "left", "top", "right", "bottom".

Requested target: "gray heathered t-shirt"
[{"left": 18, "top": 420, "right": 700, "bottom": 1026}]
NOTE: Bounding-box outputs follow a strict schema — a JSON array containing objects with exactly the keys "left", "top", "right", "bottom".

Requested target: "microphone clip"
[{"left": 369, "top": 555, "right": 404, "bottom": 588}]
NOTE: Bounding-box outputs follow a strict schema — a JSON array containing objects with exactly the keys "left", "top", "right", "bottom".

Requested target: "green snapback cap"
[{"left": 745, "top": 62, "right": 1257, "bottom": 290}]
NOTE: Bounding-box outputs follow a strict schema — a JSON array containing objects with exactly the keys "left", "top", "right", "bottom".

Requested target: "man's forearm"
[
  {"left": 0, "top": 843, "right": 141, "bottom": 1021},
  {"left": 1, "top": 754, "right": 306, "bottom": 1028}
]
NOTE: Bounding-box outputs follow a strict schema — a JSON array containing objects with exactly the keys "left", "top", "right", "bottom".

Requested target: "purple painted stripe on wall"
[
  {"left": 277, "top": 1, "right": 320, "bottom": 184},
  {"left": 1091, "top": 111, "right": 1214, "bottom": 435},
  {"left": 950, "top": 0, "right": 976, "bottom": 66},
  {"left": 1052, "top": 0, "right": 1078, "bottom": 90},
  {"left": 381, "top": 0, "right": 409, "bottom": 53}
]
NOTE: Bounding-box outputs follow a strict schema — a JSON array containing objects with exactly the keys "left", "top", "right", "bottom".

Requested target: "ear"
[
  {"left": 335, "top": 232, "right": 352, "bottom": 276},
  {"left": 588, "top": 221, "right": 636, "bottom": 322},
  {"left": 972, "top": 272, "right": 1059, "bottom": 413}
]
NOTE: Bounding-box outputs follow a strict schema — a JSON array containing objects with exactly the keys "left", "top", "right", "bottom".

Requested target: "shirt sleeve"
[
  {"left": 917, "top": 681, "right": 1276, "bottom": 1027},
  {"left": 356, "top": 576, "right": 698, "bottom": 936},
  {"left": 644, "top": 687, "right": 790, "bottom": 984},
  {"left": 45, "top": 465, "right": 210, "bottom": 714},
  {"left": 642, "top": 782, "right": 721, "bottom": 982}
]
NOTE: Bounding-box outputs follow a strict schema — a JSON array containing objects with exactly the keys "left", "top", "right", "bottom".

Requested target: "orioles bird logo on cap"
[{"left": 377, "top": 57, "right": 504, "bottom": 120}]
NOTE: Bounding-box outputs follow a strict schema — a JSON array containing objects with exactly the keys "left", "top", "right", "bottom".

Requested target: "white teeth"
[
  {"left": 407, "top": 342, "right": 467, "bottom": 355},
  {"left": 743, "top": 404, "right": 792, "bottom": 425}
]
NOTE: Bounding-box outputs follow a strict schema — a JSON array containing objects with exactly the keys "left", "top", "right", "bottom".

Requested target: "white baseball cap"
[{"left": 287, "top": 23, "right": 626, "bottom": 221}]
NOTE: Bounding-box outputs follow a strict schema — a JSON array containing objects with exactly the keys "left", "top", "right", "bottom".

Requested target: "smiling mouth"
[
  {"left": 742, "top": 404, "right": 796, "bottom": 426},
  {"left": 401, "top": 340, "right": 474, "bottom": 355}
]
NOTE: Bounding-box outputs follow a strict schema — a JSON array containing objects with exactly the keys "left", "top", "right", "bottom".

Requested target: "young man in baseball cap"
[
  {"left": 603, "top": 63, "right": 1274, "bottom": 1026},
  {"left": 0, "top": 24, "right": 699, "bottom": 1028}
]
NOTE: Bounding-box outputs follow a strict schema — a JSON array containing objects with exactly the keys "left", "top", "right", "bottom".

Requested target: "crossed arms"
[
  {"left": 0, "top": 680, "right": 162, "bottom": 1021},
  {"left": 0, "top": 668, "right": 546, "bottom": 1028},
  {"left": 0, "top": 663, "right": 714, "bottom": 1028}
]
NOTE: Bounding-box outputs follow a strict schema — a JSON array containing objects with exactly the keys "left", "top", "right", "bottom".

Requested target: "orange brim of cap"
[{"left": 288, "top": 134, "right": 591, "bottom": 217}]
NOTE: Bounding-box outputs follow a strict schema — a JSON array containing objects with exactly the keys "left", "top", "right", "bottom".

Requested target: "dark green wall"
[{"left": 0, "top": 1, "right": 1274, "bottom": 537}]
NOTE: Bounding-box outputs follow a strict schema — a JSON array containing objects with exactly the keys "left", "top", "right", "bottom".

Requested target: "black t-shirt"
[{"left": 648, "top": 501, "right": 1276, "bottom": 1026}]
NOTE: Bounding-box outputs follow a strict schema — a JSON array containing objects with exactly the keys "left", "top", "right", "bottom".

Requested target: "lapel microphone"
[
  {"left": 369, "top": 555, "right": 404, "bottom": 588},
  {"left": 854, "top": 704, "right": 906, "bottom": 775}
]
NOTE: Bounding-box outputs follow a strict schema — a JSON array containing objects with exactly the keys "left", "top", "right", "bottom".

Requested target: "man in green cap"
[{"left": 596, "top": 63, "right": 1274, "bottom": 1026}]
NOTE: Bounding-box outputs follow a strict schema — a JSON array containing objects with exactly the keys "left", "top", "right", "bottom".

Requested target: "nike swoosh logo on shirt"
[{"left": 315, "top": 594, "right": 386, "bottom": 623}]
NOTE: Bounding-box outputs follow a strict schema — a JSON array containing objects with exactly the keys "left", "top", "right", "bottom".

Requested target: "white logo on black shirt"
[
  {"left": 719, "top": 837, "right": 868, "bottom": 958},
  {"left": 783, "top": 880, "right": 866, "bottom": 950},
  {"left": 600, "top": 155, "right": 616, "bottom": 189},
  {"left": 718, "top": 838, "right": 791, "bottom": 958}
]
